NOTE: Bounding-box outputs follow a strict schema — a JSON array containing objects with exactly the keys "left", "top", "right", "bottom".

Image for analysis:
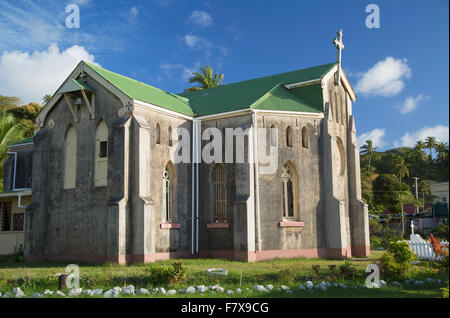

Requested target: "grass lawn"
[{"left": 0, "top": 250, "right": 448, "bottom": 298}]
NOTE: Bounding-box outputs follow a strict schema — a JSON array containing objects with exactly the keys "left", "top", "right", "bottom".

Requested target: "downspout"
[
  {"left": 18, "top": 194, "right": 28, "bottom": 209},
  {"left": 6, "top": 151, "right": 17, "bottom": 191},
  {"left": 191, "top": 120, "right": 195, "bottom": 255},
  {"left": 252, "top": 112, "right": 262, "bottom": 252},
  {"left": 195, "top": 119, "right": 200, "bottom": 253}
]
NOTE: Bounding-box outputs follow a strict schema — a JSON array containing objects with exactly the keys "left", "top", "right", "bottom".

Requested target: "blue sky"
[{"left": 0, "top": 0, "right": 448, "bottom": 150}]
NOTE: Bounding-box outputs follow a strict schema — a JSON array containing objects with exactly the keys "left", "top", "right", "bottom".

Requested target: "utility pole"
[{"left": 413, "top": 177, "right": 420, "bottom": 214}]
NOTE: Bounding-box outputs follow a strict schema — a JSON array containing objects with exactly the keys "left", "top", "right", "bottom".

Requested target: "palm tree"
[
  {"left": 394, "top": 157, "right": 410, "bottom": 183},
  {"left": 360, "top": 140, "right": 377, "bottom": 172},
  {"left": 424, "top": 136, "right": 436, "bottom": 160},
  {"left": 435, "top": 142, "right": 449, "bottom": 171},
  {"left": 41, "top": 94, "right": 52, "bottom": 105},
  {"left": 0, "top": 110, "right": 27, "bottom": 191},
  {"left": 184, "top": 65, "right": 224, "bottom": 92}
]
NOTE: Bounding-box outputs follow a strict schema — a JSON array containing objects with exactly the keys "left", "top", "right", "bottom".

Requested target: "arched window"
[
  {"left": 328, "top": 90, "right": 334, "bottom": 120},
  {"left": 340, "top": 95, "right": 345, "bottom": 124},
  {"left": 213, "top": 164, "right": 226, "bottom": 222},
  {"left": 302, "top": 126, "right": 309, "bottom": 148},
  {"left": 270, "top": 125, "right": 277, "bottom": 147},
  {"left": 95, "top": 120, "right": 108, "bottom": 186},
  {"left": 64, "top": 125, "right": 77, "bottom": 189},
  {"left": 334, "top": 93, "right": 339, "bottom": 124},
  {"left": 156, "top": 123, "right": 161, "bottom": 144},
  {"left": 168, "top": 126, "right": 173, "bottom": 146},
  {"left": 162, "top": 162, "right": 176, "bottom": 222},
  {"left": 281, "top": 163, "right": 298, "bottom": 219},
  {"left": 286, "top": 126, "right": 292, "bottom": 147}
]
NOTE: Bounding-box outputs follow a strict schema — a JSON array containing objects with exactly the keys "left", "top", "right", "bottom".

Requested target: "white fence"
[{"left": 402, "top": 234, "right": 449, "bottom": 261}]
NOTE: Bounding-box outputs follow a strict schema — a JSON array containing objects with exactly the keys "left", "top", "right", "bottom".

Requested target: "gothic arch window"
[
  {"left": 64, "top": 125, "right": 77, "bottom": 189},
  {"left": 168, "top": 126, "right": 173, "bottom": 146},
  {"left": 213, "top": 164, "right": 226, "bottom": 222},
  {"left": 281, "top": 162, "right": 298, "bottom": 220},
  {"left": 340, "top": 95, "right": 345, "bottom": 124},
  {"left": 286, "top": 126, "right": 292, "bottom": 147},
  {"left": 95, "top": 120, "right": 108, "bottom": 186},
  {"left": 156, "top": 123, "right": 161, "bottom": 144},
  {"left": 162, "top": 162, "right": 176, "bottom": 222},
  {"left": 270, "top": 125, "right": 277, "bottom": 147},
  {"left": 334, "top": 93, "right": 339, "bottom": 124},
  {"left": 302, "top": 126, "right": 309, "bottom": 148}
]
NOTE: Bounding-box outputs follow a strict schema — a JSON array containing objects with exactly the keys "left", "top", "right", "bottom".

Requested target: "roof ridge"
[{"left": 179, "top": 62, "right": 337, "bottom": 96}]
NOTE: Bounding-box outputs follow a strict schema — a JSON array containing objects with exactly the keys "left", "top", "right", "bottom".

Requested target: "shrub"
[
  {"left": 144, "top": 262, "right": 186, "bottom": 287},
  {"left": 379, "top": 252, "right": 408, "bottom": 279},
  {"left": 441, "top": 281, "right": 449, "bottom": 298},
  {"left": 388, "top": 241, "right": 415, "bottom": 265}
]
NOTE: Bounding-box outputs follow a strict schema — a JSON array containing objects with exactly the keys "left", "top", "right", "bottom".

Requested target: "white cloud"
[
  {"left": 188, "top": 10, "right": 213, "bottom": 27},
  {"left": 394, "top": 125, "right": 449, "bottom": 148},
  {"left": 184, "top": 34, "right": 211, "bottom": 49},
  {"left": 0, "top": 43, "right": 98, "bottom": 104},
  {"left": 127, "top": 6, "right": 139, "bottom": 23},
  {"left": 397, "top": 94, "right": 428, "bottom": 114},
  {"left": 355, "top": 57, "right": 412, "bottom": 97},
  {"left": 160, "top": 62, "right": 201, "bottom": 81},
  {"left": 357, "top": 128, "right": 386, "bottom": 149}
]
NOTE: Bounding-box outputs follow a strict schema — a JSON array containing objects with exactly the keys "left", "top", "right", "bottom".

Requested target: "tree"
[
  {"left": 0, "top": 110, "right": 27, "bottom": 191},
  {"left": 424, "top": 136, "right": 436, "bottom": 160},
  {"left": 42, "top": 94, "right": 52, "bottom": 105},
  {"left": 184, "top": 65, "right": 224, "bottom": 92},
  {"left": 360, "top": 140, "right": 377, "bottom": 172},
  {"left": 394, "top": 157, "right": 409, "bottom": 183},
  {"left": 372, "top": 174, "right": 414, "bottom": 238}
]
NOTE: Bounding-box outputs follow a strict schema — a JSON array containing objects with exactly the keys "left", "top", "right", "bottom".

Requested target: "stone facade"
[{"left": 22, "top": 61, "right": 369, "bottom": 264}]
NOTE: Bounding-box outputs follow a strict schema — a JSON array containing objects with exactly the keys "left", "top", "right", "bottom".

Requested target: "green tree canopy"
[{"left": 185, "top": 65, "right": 224, "bottom": 92}]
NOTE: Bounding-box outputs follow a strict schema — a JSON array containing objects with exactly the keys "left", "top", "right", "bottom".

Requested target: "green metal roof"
[
  {"left": 84, "top": 62, "right": 195, "bottom": 116},
  {"left": 84, "top": 61, "right": 336, "bottom": 118},
  {"left": 9, "top": 136, "right": 34, "bottom": 147},
  {"left": 179, "top": 62, "right": 335, "bottom": 116}
]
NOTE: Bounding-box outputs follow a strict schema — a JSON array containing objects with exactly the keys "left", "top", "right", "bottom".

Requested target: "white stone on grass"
[
  {"left": 151, "top": 288, "right": 159, "bottom": 294},
  {"left": 298, "top": 285, "right": 305, "bottom": 290},
  {"left": 137, "top": 288, "right": 150, "bottom": 295},
  {"left": 197, "top": 286, "right": 208, "bottom": 293},
  {"left": 414, "top": 280, "right": 425, "bottom": 286},
  {"left": 206, "top": 268, "right": 228, "bottom": 276},
  {"left": 305, "top": 281, "right": 313, "bottom": 289},
  {"left": 266, "top": 284, "right": 274, "bottom": 291},
  {"left": 254, "top": 285, "right": 268, "bottom": 292},
  {"left": 391, "top": 281, "right": 402, "bottom": 287},
  {"left": 13, "top": 287, "right": 25, "bottom": 298},
  {"left": 186, "top": 286, "right": 196, "bottom": 294},
  {"left": 90, "top": 289, "right": 103, "bottom": 296},
  {"left": 56, "top": 291, "right": 66, "bottom": 297},
  {"left": 380, "top": 280, "right": 387, "bottom": 287},
  {"left": 82, "top": 289, "right": 91, "bottom": 295},
  {"left": 122, "top": 285, "right": 135, "bottom": 295},
  {"left": 2, "top": 292, "right": 10, "bottom": 298},
  {"left": 236, "top": 288, "right": 242, "bottom": 294},
  {"left": 227, "top": 290, "right": 234, "bottom": 295},
  {"left": 435, "top": 279, "right": 442, "bottom": 284},
  {"left": 67, "top": 288, "right": 83, "bottom": 296},
  {"left": 404, "top": 279, "right": 414, "bottom": 285},
  {"left": 159, "top": 287, "right": 167, "bottom": 295},
  {"left": 216, "top": 287, "right": 225, "bottom": 293},
  {"left": 167, "top": 290, "right": 177, "bottom": 295}
]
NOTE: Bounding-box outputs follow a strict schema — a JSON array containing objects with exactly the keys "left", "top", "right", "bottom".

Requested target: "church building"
[{"left": 2, "top": 32, "right": 370, "bottom": 263}]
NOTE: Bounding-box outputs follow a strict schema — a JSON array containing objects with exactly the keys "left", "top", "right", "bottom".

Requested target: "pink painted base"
[
  {"left": 206, "top": 223, "right": 230, "bottom": 229},
  {"left": 160, "top": 223, "right": 181, "bottom": 229},
  {"left": 279, "top": 221, "right": 305, "bottom": 227}
]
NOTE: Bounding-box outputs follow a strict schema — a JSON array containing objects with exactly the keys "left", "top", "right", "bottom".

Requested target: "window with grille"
[
  {"left": 281, "top": 164, "right": 298, "bottom": 220},
  {"left": 1, "top": 202, "right": 12, "bottom": 232},
  {"left": 213, "top": 164, "right": 226, "bottom": 222}
]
